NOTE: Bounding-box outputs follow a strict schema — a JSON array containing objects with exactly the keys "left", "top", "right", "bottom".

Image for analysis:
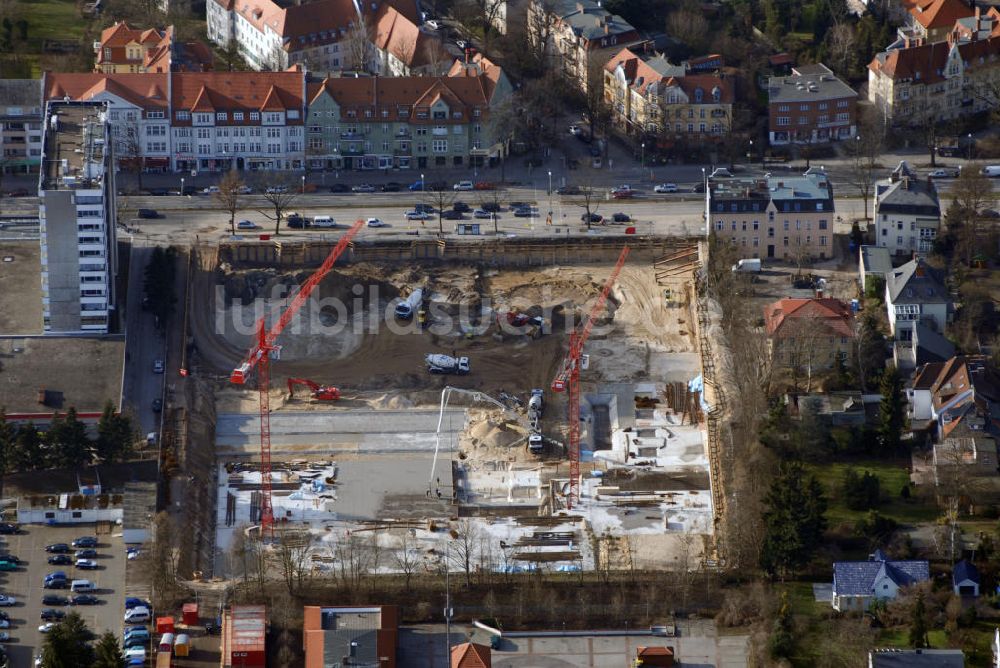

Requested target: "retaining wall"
[{"left": 219, "top": 234, "right": 701, "bottom": 269}]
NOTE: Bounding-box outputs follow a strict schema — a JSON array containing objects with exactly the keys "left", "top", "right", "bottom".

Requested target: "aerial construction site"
[{"left": 177, "top": 232, "right": 718, "bottom": 577}]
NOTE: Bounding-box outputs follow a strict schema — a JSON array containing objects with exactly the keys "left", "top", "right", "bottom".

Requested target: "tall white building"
[
  {"left": 38, "top": 101, "right": 118, "bottom": 334},
  {"left": 874, "top": 161, "right": 941, "bottom": 256}
]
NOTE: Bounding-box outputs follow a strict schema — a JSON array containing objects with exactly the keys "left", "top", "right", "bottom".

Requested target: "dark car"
[
  {"left": 509, "top": 201, "right": 530, "bottom": 209},
  {"left": 381, "top": 182, "right": 402, "bottom": 192},
  {"left": 692, "top": 182, "right": 706, "bottom": 193},
  {"left": 480, "top": 201, "right": 501, "bottom": 213},
  {"left": 151, "top": 398, "right": 163, "bottom": 413},
  {"left": 45, "top": 544, "right": 70, "bottom": 554},
  {"left": 612, "top": 212, "right": 630, "bottom": 223},
  {"left": 513, "top": 207, "right": 534, "bottom": 218},
  {"left": 556, "top": 185, "right": 581, "bottom": 195},
  {"left": 40, "top": 609, "right": 66, "bottom": 621},
  {"left": 329, "top": 183, "right": 350, "bottom": 193},
  {"left": 71, "top": 594, "right": 99, "bottom": 606},
  {"left": 452, "top": 201, "right": 471, "bottom": 213},
  {"left": 414, "top": 203, "right": 436, "bottom": 214},
  {"left": 44, "top": 579, "right": 69, "bottom": 589},
  {"left": 125, "top": 597, "right": 151, "bottom": 610},
  {"left": 980, "top": 209, "right": 1000, "bottom": 218},
  {"left": 74, "top": 549, "right": 97, "bottom": 560},
  {"left": 72, "top": 537, "right": 97, "bottom": 549},
  {"left": 145, "top": 188, "right": 169, "bottom": 196},
  {"left": 0, "top": 524, "right": 18, "bottom": 536},
  {"left": 441, "top": 210, "right": 464, "bottom": 220},
  {"left": 48, "top": 554, "right": 72, "bottom": 565},
  {"left": 136, "top": 209, "right": 160, "bottom": 219},
  {"left": 42, "top": 595, "right": 69, "bottom": 607},
  {"left": 286, "top": 213, "right": 309, "bottom": 229},
  {"left": 581, "top": 212, "right": 603, "bottom": 224}
]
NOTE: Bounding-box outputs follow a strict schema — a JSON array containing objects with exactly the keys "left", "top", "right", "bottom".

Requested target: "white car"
[
  {"left": 928, "top": 168, "right": 959, "bottom": 178},
  {"left": 38, "top": 623, "right": 57, "bottom": 634},
  {"left": 569, "top": 125, "right": 581, "bottom": 136},
  {"left": 366, "top": 218, "right": 387, "bottom": 228},
  {"left": 0, "top": 632, "right": 10, "bottom": 642},
  {"left": 0, "top": 619, "right": 10, "bottom": 629},
  {"left": 405, "top": 210, "right": 430, "bottom": 220},
  {"left": 453, "top": 181, "right": 474, "bottom": 191},
  {"left": 265, "top": 186, "right": 288, "bottom": 194},
  {"left": 75, "top": 559, "right": 98, "bottom": 570},
  {"left": 456, "top": 39, "right": 468, "bottom": 50},
  {"left": 237, "top": 185, "right": 253, "bottom": 194},
  {"left": 0, "top": 595, "right": 16, "bottom": 606},
  {"left": 202, "top": 186, "right": 220, "bottom": 194},
  {"left": 236, "top": 220, "right": 259, "bottom": 230},
  {"left": 654, "top": 183, "right": 678, "bottom": 193},
  {"left": 709, "top": 168, "right": 733, "bottom": 179},
  {"left": 425, "top": 19, "right": 440, "bottom": 29}
]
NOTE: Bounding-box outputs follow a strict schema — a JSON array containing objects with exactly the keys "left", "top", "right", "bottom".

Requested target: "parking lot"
[{"left": 0, "top": 524, "right": 126, "bottom": 666}]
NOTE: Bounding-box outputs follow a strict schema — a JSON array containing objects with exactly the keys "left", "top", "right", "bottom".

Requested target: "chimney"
[
  {"left": 915, "top": 260, "right": 926, "bottom": 277},
  {"left": 815, "top": 288, "right": 824, "bottom": 299}
]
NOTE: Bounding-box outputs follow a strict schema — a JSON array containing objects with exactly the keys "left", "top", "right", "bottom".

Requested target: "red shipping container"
[
  {"left": 156, "top": 617, "right": 175, "bottom": 634},
  {"left": 182, "top": 603, "right": 199, "bottom": 626}
]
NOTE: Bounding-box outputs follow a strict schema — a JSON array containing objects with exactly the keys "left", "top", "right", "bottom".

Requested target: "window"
[
  {"left": 145, "top": 126, "right": 165, "bottom": 136},
  {"left": 836, "top": 112, "right": 849, "bottom": 122},
  {"left": 194, "top": 112, "right": 212, "bottom": 124},
  {"left": 267, "top": 128, "right": 281, "bottom": 138},
  {"left": 234, "top": 112, "right": 244, "bottom": 121},
  {"left": 250, "top": 112, "right": 260, "bottom": 121},
  {"left": 777, "top": 117, "right": 789, "bottom": 126},
  {"left": 197, "top": 128, "right": 211, "bottom": 139},
  {"left": 432, "top": 139, "right": 448, "bottom": 153},
  {"left": 798, "top": 116, "right": 808, "bottom": 125},
  {"left": 147, "top": 111, "right": 165, "bottom": 119},
  {"left": 799, "top": 104, "right": 809, "bottom": 111}
]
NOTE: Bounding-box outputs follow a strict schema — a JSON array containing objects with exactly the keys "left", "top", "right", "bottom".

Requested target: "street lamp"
[
  {"left": 640, "top": 142, "right": 645, "bottom": 171},
  {"left": 968, "top": 133, "right": 973, "bottom": 161},
  {"left": 180, "top": 176, "right": 185, "bottom": 196},
  {"left": 301, "top": 174, "right": 305, "bottom": 193},
  {"left": 420, "top": 172, "right": 425, "bottom": 193},
  {"left": 547, "top": 170, "right": 553, "bottom": 221},
  {"left": 748, "top": 139, "right": 753, "bottom": 164}
]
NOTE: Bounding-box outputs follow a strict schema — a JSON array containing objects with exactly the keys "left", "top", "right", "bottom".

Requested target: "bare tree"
[
  {"left": 525, "top": 0, "right": 559, "bottom": 76},
  {"left": 256, "top": 175, "right": 300, "bottom": 236},
  {"left": 422, "top": 185, "right": 457, "bottom": 234},
  {"left": 666, "top": 8, "right": 710, "bottom": 54},
  {"left": 477, "top": 188, "right": 508, "bottom": 235},
  {"left": 949, "top": 164, "right": 995, "bottom": 267},
  {"left": 392, "top": 530, "right": 419, "bottom": 591},
  {"left": 848, "top": 112, "right": 884, "bottom": 222},
  {"left": 272, "top": 526, "right": 314, "bottom": 596},
  {"left": 215, "top": 169, "right": 245, "bottom": 235},
  {"left": 824, "top": 23, "right": 857, "bottom": 77},
  {"left": 448, "top": 520, "right": 481, "bottom": 587},
  {"left": 391, "top": 36, "right": 416, "bottom": 75},
  {"left": 576, "top": 183, "right": 601, "bottom": 230},
  {"left": 344, "top": 16, "right": 373, "bottom": 72},
  {"left": 580, "top": 60, "right": 612, "bottom": 144},
  {"left": 116, "top": 117, "right": 144, "bottom": 192}
]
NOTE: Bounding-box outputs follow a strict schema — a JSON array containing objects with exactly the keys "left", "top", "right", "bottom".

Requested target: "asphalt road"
[
  {"left": 121, "top": 244, "right": 167, "bottom": 437},
  {"left": 0, "top": 526, "right": 126, "bottom": 667}
]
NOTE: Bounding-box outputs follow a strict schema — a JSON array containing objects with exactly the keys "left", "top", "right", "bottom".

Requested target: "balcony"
[
  {"left": 340, "top": 130, "right": 365, "bottom": 139},
  {"left": 339, "top": 145, "right": 364, "bottom": 156},
  {"left": 432, "top": 128, "right": 448, "bottom": 136},
  {"left": 393, "top": 147, "right": 411, "bottom": 156},
  {"left": 395, "top": 129, "right": 411, "bottom": 138}
]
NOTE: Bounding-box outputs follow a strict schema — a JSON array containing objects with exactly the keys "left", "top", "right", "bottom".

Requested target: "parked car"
[
  {"left": 202, "top": 186, "right": 220, "bottom": 194},
  {"left": 366, "top": 218, "right": 387, "bottom": 228},
  {"left": 556, "top": 185, "right": 581, "bottom": 195},
  {"left": 381, "top": 182, "right": 402, "bottom": 192},
  {"left": 236, "top": 220, "right": 259, "bottom": 230},
  {"left": 329, "top": 183, "right": 350, "bottom": 193},
  {"left": 125, "top": 598, "right": 151, "bottom": 610},
  {"left": 474, "top": 181, "right": 495, "bottom": 190},
  {"left": 405, "top": 210, "right": 430, "bottom": 220},
  {"left": 0, "top": 555, "right": 19, "bottom": 565},
  {"left": 0, "top": 563, "right": 16, "bottom": 572},
  {"left": 407, "top": 180, "right": 425, "bottom": 191},
  {"left": 442, "top": 210, "right": 464, "bottom": 220},
  {"left": 612, "top": 212, "right": 630, "bottom": 223},
  {"left": 75, "top": 559, "right": 98, "bottom": 570},
  {"left": 580, "top": 212, "right": 604, "bottom": 224},
  {"left": 39, "top": 623, "right": 57, "bottom": 634},
  {"left": 692, "top": 182, "right": 706, "bottom": 193},
  {"left": 513, "top": 207, "right": 535, "bottom": 218},
  {"left": 42, "top": 595, "right": 69, "bottom": 606},
  {"left": 414, "top": 203, "right": 436, "bottom": 213},
  {"left": 351, "top": 184, "right": 375, "bottom": 193},
  {"left": 152, "top": 359, "right": 164, "bottom": 374},
  {"left": 151, "top": 398, "right": 162, "bottom": 413},
  {"left": 654, "top": 183, "right": 678, "bottom": 193},
  {"left": 480, "top": 201, "right": 501, "bottom": 212},
  {"left": 45, "top": 544, "right": 70, "bottom": 554},
  {"left": 265, "top": 185, "right": 288, "bottom": 194},
  {"left": 453, "top": 181, "right": 474, "bottom": 191},
  {"left": 43, "top": 579, "right": 68, "bottom": 589},
  {"left": 286, "top": 212, "right": 308, "bottom": 228},
  {"left": 425, "top": 19, "right": 440, "bottom": 29},
  {"left": 71, "top": 594, "right": 99, "bottom": 605},
  {"left": 136, "top": 209, "right": 160, "bottom": 219},
  {"left": 928, "top": 168, "right": 960, "bottom": 178},
  {"left": 72, "top": 537, "right": 97, "bottom": 549},
  {"left": 312, "top": 215, "right": 337, "bottom": 228},
  {"left": 0, "top": 524, "right": 19, "bottom": 535},
  {"left": 237, "top": 185, "right": 253, "bottom": 194},
  {"left": 0, "top": 595, "right": 15, "bottom": 607},
  {"left": 452, "top": 201, "right": 471, "bottom": 213},
  {"left": 48, "top": 555, "right": 72, "bottom": 565},
  {"left": 612, "top": 189, "right": 634, "bottom": 199},
  {"left": 473, "top": 208, "right": 494, "bottom": 219}
]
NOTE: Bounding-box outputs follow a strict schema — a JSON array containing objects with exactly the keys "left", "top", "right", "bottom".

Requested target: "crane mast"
[
  {"left": 551, "top": 246, "right": 629, "bottom": 509},
  {"left": 231, "top": 219, "right": 364, "bottom": 533}
]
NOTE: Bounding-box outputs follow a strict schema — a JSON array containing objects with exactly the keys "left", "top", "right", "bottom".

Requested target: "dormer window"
[{"left": 216, "top": 112, "right": 227, "bottom": 121}]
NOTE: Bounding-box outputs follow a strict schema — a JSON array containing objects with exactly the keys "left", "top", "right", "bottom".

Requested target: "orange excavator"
[{"left": 287, "top": 378, "right": 341, "bottom": 401}]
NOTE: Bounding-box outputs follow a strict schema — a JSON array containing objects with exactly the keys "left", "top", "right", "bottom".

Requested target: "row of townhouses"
[
  {"left": 30, "top": 58, "right": 508, "bottom": 174},
  {"left": 94, "top": 21, "right": 214, "bottom": 74}
]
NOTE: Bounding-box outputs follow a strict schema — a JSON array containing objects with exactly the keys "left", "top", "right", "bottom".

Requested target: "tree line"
[{"left": 0, "top": 402, "right": 134, "bottom": 474}]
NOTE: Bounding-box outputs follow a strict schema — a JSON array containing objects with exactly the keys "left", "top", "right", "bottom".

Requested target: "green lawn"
[
  {"left": 878, "top": 627, "right": 949, "bottom": 648},
  {"left": 20, "top": 0, "right": 90, "bottom": 48},
  {"left": 807, "top": 460, "right": 939, "bottom": 528}
]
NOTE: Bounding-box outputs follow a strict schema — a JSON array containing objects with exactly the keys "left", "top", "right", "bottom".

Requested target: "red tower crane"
[
  {"left": 230, "top": 218, "right": 364, "bottom": 533},
  {"left": 551, "top": 246, "right": 629, "bottom": 509}
]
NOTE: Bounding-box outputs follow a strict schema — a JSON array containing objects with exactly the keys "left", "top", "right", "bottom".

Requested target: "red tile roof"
[
  {"left": 171, "top": 71, "right": 304, "bottom": 121},
  {"left": 870, "top": 34, "right": 1000, "bottom": 82},
  {"left": 95, "top": 22, "right": 172, "bottom": 72},
  {"left": 676, "top": 74, "right": 735, "bottom": 104},
  {"left": 310, "top": 74, "right": 492, "bottom": 122},
  {"left": 451, "top": 642, "right": 491, "bottom": 668},
  {"left": 43, "top": 72, "right": 170, "bottom": 109},
  {"left": 604, "top": 47, "right": 733, "bottom": 103},
  {"left": 764, "top": 297, "right": 855, "bottom": 339},
  {"left": 905, "top": 0, "right": 974, "bottom": 29},
  {"left": 373, "top": 4, "right": 450, "bottom": 69}
]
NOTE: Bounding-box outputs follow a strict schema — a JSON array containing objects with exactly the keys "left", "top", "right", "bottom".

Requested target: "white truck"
[
  {"left": 395, "top": 288, "right": 424, "bottom": 319},
  {"left": 731, "top": 258, "right": 762, "bottom": 273},
  {"left": 425, "top": 354, "right": 470, "bottom": 375}
]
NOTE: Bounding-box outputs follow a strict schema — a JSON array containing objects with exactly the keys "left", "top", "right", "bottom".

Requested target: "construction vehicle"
[
  {"left": 528, "top": 389, "right": 544, "bottom": 417},
  {"left": 286, "top": 378, "right": 341, "bottom": 401},
  {"left": 425, "top": 354, "right": 470, "bottom": 375},
  {"left": 551, "top": 246, "right": 629, "bottom": 508},
  {"left": 395, "top": 288, "right": 424, "bottom": 319},
  {"left": 230, "top": 218, "right": 365, "bottom": 534}
]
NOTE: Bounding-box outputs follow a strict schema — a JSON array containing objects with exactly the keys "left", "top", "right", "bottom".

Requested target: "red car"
[
  {"left": 612, "top": 189, "right": 634, "bottom": 199},
  {"left": 474, "top": 181, "right": 495, "bottom": 190}
]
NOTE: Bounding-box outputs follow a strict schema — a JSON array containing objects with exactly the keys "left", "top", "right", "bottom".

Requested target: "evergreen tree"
[
  {"left": 878, "top": 367, "right": 906, "bottom": 453},
  {"left": 843, "top": 469, "right": 881, "bottom": 511},
  {"left": 0, "top": 409, "right": 13, "bottom": 475},
  {"left": 909, "top": 592, "right": 929, "bottom": 648},
  {"left": 768, "top": 591, "right": 796, "bottom": 660},
  {"left": 761, "top": 462, "right": 828, "bottom": 577},
  {"left": 41, "top": 612, "right": 95, "bottom": 668},
  {"left": 13, "top": 421, "right": 45, "bottom": 470},
  {"left": 857, "top": 309, "right": 887, "bottom": 389},
  {"left": 93, "top": 630, "right": 125, "bottom": 668},
  {"left": 95, "top": 401, "right": 133, "bottom": 464},
  {"left": 46, "top": 408, "right": 92, "bottom": 469}
]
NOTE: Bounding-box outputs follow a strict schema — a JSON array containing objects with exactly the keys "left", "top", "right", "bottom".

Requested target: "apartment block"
[
  {"left": 603, "top": 48, "right": 734, "bottom": 143},
  {"left": 38, "top": 101, "right": 118, "bottom": 334},
  {"left": 94, "top": 22, "right": 213, "bottom": 74},
  {"left": 874, "top": 161, "right": 941, "bottom": 256},
  {"left": 706, "top": 169, "right": 836, "bottom": 261},
  {"left": 528, "top": 0, "right": 642, "bottom": 93},
  {"left": 305, "top": 57, "right": 512, "bottom": 171},
  {"left": 42, "top": 70, "right": 306, "bottom": 173},
  {"left": 767, "top": 63, "right": 857, "bottom": 145},
  {"left": 868, "top": 8, "right": 1000, "bottom": 126},
  {"left": 0, "top": 80, "right": 44, "bottom": 176}
]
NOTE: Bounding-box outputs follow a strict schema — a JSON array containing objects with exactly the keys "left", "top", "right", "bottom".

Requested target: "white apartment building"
[
  {"left": 42, "top": 71, "right": 306, "bottom": 173},
  {"left": 0, "top": 80, "right": 44, "bottom": 177},
  {"left": 38, "top": 101, "right": 118, "bottom": 334},
  {"left": 874, "top": 161, "right": 941, "bottom": 256}
]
